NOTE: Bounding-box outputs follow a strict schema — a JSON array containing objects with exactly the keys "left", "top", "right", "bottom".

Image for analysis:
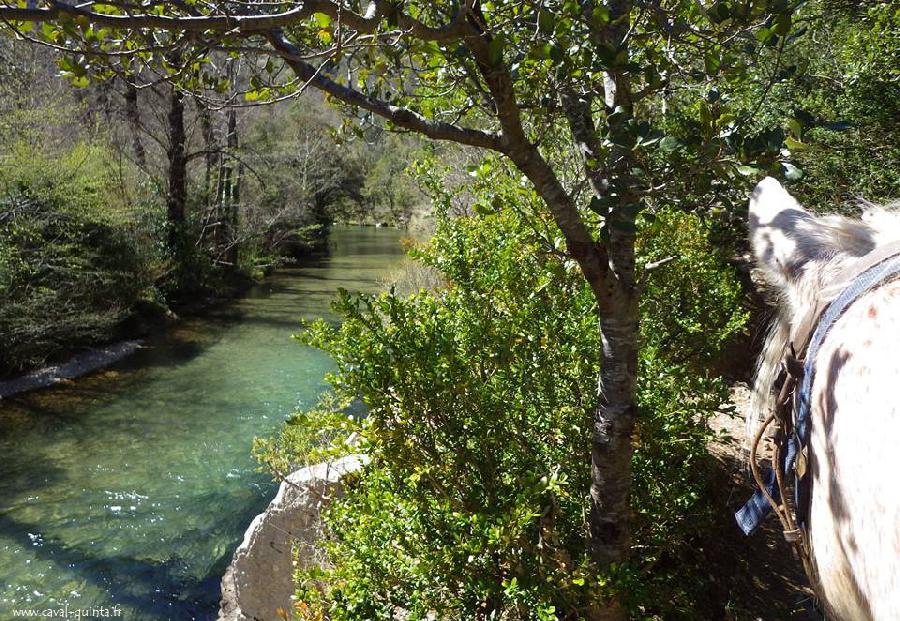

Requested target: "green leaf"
[
  {"left": 659, "top": 136, "right": 681, "bottom": 152},
  {"left": 704, "top": 51, "right": 721, "bottom": 75},
  {"left": 737, "top": 165, "right": 761, "bottom": 176},
  {"left": 313, "top": 12, "right": 332, "bottom": 28},
  {"left": 784, "top": 137, "right": 806, "bottom": 150},
  {"left": 528, "top": 42, "right": 552, "bottom": 60},
  {"left": 754, "top": 27, "right": 773, "bottom": 44},
  {"left": 593, "top": 7, "right": 610, "bottom": 25},
  {"left": 538, "top": 10, "right": 554, "bottom": 34},
  {"left": 41, "top": 22, "right": 56, "bottom": 40},
  {"left": 488, "top": 34, "right": 507, "bottom": 65},
  {"left": 473, "top": 202, "right": 493, "bottom": 216},
  {"left": 774, "top": 13, "right": 792, "bottom": 37}
]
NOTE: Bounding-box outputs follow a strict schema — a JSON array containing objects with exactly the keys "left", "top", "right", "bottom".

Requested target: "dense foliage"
[
  {"left": 256, "top": 193, "right": 748, "bottom": 618},
  {"left": 744, "top": 1, "right": 900, "bottom": 211},
  {"left": 0, "top": 136, "right": 157, "bottom": 374}
]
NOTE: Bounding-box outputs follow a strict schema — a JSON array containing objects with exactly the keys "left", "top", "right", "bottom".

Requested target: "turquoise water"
[{"left": 0, "top": 226, "right": 406, "bottom": 620}]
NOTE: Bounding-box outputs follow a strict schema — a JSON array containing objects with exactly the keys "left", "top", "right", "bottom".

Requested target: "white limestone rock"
[{"left": 218, "top": 454, "right": 367, "bottom": 621}]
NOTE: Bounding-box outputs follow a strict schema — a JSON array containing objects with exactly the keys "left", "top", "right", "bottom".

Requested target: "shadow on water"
[{"left": 0, "top": 490, "right": 266, "bottom": 621}]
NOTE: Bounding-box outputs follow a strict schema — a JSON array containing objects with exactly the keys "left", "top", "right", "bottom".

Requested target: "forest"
[{"left": 0, "top": 0, "right": 898, "bottom": 620}]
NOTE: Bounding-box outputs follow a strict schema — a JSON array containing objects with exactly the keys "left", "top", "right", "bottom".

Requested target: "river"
[{"left": 0, "top": 226, "right": 407, "bottom": 620}]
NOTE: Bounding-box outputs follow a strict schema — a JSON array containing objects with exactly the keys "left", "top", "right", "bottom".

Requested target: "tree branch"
[
  {"left": 266, "top": 29, "right": 503, "bottom": 151},
  {"left": 461, "top": 9, "right": 615, "bottom": 302},
  {"left": 0, "top": 0, "right": 468, "bottom": 41}
]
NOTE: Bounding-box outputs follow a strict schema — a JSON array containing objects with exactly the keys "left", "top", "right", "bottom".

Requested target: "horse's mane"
[{"left": 747, "top": 201, "right": 900, "bottom": 441}]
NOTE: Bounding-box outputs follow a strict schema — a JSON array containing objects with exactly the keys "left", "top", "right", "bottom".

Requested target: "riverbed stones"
[{"left": 217, "top": 454, "right": 367, "bottom": 621}]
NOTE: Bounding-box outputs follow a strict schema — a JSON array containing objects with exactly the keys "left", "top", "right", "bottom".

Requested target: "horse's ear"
[{"left": 748, "top": 177, "right": 813, "bottom": 287}]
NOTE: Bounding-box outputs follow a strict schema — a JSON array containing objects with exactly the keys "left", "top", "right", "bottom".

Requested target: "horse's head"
[
  {"left": 748, "top": 177, "right": 876, "bottom": 299},
  {"left": 745, "top": 178, "right": 887, "bottom": 439}
]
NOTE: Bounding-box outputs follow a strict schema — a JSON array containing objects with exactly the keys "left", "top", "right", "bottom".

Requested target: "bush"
[
  {"left": 747, "top": 2, "right": 900, "bottom": 211},
  {"left": 0, "top": 140, "right": 157, "bottom": 374},
  {"left": 256, "top": 199, "right": 748, "bottom": 619}
]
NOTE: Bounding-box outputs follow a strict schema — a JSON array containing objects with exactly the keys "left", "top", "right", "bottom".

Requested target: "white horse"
[{"left": 748, "top": 178, "right": 900, "bottom": 620}]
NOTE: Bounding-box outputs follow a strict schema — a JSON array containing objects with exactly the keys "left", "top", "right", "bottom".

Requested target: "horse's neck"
[{"left": 789, "top": 238, "right": 900, "bottom": 327}]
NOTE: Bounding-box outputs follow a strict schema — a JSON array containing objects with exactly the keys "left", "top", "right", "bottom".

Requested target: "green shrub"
[
  {"left": 745, "top": 2, "right": 900, "bottom": 211},
  {"left": 0, "top": 140, "right": 157, "bottom": 374},
  {"left": 256, "top": 204, "right": 748, "bottom": 619}
]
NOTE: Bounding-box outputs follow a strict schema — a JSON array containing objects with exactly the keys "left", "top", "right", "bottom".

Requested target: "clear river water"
[{"left": 0, "top": 226, "right": 407, "bottom": 620}]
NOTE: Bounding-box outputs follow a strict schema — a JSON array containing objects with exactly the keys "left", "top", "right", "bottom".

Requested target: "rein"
[{"left": 736, "top": 240, "right": 900, "bottom": 598}]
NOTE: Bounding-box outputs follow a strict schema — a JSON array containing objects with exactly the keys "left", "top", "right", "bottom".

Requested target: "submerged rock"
[{"left": 218, "top": 454, "right": 367, "bottom": 621}]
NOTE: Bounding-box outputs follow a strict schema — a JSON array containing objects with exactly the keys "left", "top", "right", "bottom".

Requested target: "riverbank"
[
  {"left": 0, "top": 274, "right": 254, "bottom": 400},
  {"left": 0, "top": 340, "right": 144, "bottom": 399}
]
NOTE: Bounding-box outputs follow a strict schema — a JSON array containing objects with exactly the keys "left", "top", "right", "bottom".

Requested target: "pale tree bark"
[
  {"left": 197, "top": 100, "right": 215, "bottom": 209},
  {"left": 563, "top": 81, "right": 641, "bottom": 576},
  {"left": 583, "top": 0, "right": 640, "bottom": 585},
  {"left": 220, "top": 105, "right": 240, "bottom": 266}
]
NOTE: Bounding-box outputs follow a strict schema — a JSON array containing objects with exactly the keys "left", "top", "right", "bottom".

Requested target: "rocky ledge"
[
  {"left": 217, "top": 454, "right": 367, "bottom": 621},
  {"left": 0, "top": 340, "right": 143, "bottom": 399}
]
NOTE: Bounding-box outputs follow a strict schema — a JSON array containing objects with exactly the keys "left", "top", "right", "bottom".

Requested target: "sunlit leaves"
[{"left": 255, "top": 200, "right": 748, "bottom": 617}]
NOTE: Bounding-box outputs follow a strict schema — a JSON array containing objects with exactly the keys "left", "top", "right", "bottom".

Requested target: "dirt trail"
[{"left": 702, "top": 383, "right": 813, "bottom": 620}]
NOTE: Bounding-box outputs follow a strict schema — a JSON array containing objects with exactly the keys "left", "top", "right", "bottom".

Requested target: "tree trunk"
[
  {"left": 122, "top": 81, "right": 147, "bottom": 170},
  {"left": 582, "top": 0, "right": 639, "bottom": 584},
  {"left": 198, "top": 100, "right": 215, "bottom": 209},
  {"left": 219, "top": 105, "right": 239, "bottom": 266},
  {"left": 508, "top": 140, "right": 638, "bottom": 621},
  {"left": 166, "top": 83, "right": 187, "bottom": 248},
  {"left": 591, "top": 264, "right": 639, "bottom": 567}
]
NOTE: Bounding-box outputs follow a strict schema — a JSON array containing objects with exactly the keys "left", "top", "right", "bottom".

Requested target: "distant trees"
[
  {"left": 0, "top": 34, "right": 389, "bottom": 374},
  {"left": 359, "top": 134, "right": 426, "bottom": 226},
  {"left": 239, "top": 99, "right": 366, "bottom": 259}
]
